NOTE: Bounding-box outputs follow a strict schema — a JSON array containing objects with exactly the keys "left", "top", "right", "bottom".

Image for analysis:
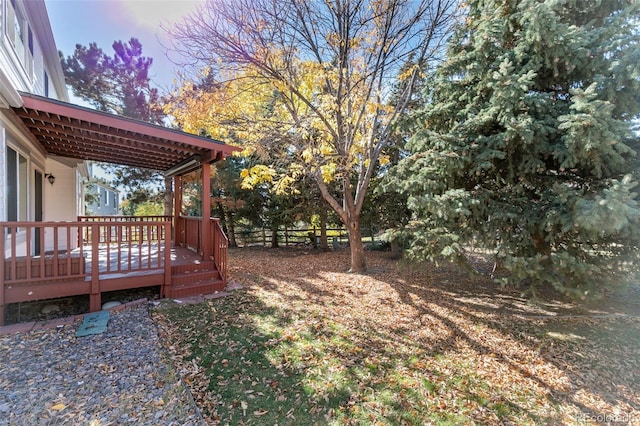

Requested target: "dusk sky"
[{"left": 45, "top": 0, "right": 203, "bottom": 94}]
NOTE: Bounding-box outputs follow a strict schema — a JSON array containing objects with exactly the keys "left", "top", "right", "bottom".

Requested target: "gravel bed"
[{"left": 0, "top": 304, "right": 204, "bottom": 425}]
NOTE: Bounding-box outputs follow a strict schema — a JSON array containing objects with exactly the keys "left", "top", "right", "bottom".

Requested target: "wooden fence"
[{"left": 233, "top": 227, "right": 379, "bottom": 248}]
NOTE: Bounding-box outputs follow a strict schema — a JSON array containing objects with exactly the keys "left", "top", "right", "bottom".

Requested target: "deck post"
[
  {"left": 201, "top": 163, "right": 212, "bottom": 260},
  {"left": 89, "top": 223, "right": 101, "bottom": 312},
  {"left": 174, "top": 175, "right": 183, "bottom": 246},
  {"left": 163, "top": 222, "right": 172, "bottom": 298}
]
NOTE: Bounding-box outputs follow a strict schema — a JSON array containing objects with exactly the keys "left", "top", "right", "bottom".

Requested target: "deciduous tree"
[{"left": 168, "top": 0, "right": 457, "bottom": 272}]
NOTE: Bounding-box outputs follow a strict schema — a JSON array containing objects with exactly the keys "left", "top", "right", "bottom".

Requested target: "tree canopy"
[
  {"left": 61, "top": 38, "right": 170, "bottom": 213},
  {"left": 167, "top": 0, "right": 457, "bottom": 271},
  {"left": 385, "top": 0, "right": 640, "bottom": 297},
  {"left": 62, "top": 37, "right": 164, "bottom": 123}
]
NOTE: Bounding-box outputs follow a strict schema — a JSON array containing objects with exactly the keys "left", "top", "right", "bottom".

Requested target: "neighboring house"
[
  {"left": 85, "top": 180, "right": 120, "bottom": 216},
  {"left": 85, "top": 163, "right": 120, "bottom": 216},
  {"left": 0, "top": 0, "right": 238, "bottom": 324}
]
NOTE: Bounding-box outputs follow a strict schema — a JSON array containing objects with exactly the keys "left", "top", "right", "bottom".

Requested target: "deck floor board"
[{"left": 78, "top": 244, "right": 201, "bottom": 275}]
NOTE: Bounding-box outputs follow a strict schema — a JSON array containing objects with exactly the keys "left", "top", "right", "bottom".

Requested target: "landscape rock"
[
  {"left": 101, "top": 301, "right": 122, "bottom": 310},
  {"left": 40, "top": 304, "right": 60, "bottom": 315},
  {"left": 0, "top": 305, "right": 204, "bottom": 425}
]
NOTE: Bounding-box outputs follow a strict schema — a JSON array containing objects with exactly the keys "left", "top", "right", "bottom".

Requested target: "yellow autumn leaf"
[
  {"left": 301, "top": 148, "right": 315, "bottom": 163},
  {"left": 274, "top": 174, "right": 301, "bottom": 195},
  {"left": 320, "top": 143, "right": 335, "bottom": 156},
  {"left": 320, "top": 163, "right": 337, "bottom": 183},
  {"left": 50, "top": 403, "right": 66, "bottom": 411},
  {"left": 241, "top": 164, "right": 277, "bottom": 189}
]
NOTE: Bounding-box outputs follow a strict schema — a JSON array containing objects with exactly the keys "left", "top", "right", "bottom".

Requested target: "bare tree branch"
[{"left": 168, "top": 0, "right": 459, "bottom": 271}]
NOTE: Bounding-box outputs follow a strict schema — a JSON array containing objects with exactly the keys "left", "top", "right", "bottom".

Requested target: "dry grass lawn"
[{"left": 153, "top": 247, "right": 639, "bottom": 425}]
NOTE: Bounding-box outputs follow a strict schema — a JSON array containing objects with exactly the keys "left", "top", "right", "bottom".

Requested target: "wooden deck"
[
  {"left": 81, "top": 243, "right": 224, "bottom": 297},
  {"left": 1, "top": 217, "right": 228, "bottom": 325}
]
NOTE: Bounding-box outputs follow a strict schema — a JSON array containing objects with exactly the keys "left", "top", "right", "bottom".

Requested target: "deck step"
[
  {"left": 168, "top": 260, "right": 224, "bottom": 298},
  {"left": 171, "top": 260, "right": 216, "bottom": 275},
  {"left": 171, "top": 270, "right": 221, "bottom": 286},
  {"left": 169, "top": 279, "right": 226, "bottom": 298}
]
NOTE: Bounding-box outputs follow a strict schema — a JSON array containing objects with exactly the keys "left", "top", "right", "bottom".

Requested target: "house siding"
[
  {"left": 0, "top": 126, "right": 5, "bottom": 222},
  {"left": 1, "top": 0, "right": 85, "bottom": 256},
  {"left": 85, "top": 181, "right": 120, "bottom": 216}
]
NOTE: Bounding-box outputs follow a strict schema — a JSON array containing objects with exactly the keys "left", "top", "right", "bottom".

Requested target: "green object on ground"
[{"left": 76, "top": 310, "right": 110, "bottom": 337}]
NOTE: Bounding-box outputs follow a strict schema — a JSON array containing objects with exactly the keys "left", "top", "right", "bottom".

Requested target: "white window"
[
  {"left": 5, "top": 0, "right": 34, "bottom": 78},
  {"left": 6, "top": 146, "right": 28, "bottom": 222}
]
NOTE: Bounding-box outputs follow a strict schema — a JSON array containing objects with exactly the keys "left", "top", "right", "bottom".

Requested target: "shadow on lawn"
[
  {"left": 390, "top": 281, "right": 639, "bottom": 417},
  {"left": 226, "top": 247, "right": 639, "bottom": 424},
  {"left": 155, "top": 290, "right": 366, "bottom": 424}
]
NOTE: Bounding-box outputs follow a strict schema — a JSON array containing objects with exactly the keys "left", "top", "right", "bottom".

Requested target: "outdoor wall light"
[{"left": 44, "top": 173, "right": 55, "bottom": 185}]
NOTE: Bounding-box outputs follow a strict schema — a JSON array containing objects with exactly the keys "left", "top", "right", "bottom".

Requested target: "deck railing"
[
  {"left": 77, "top": 216, "right": 172, "bottom": 245},
  {"left": 1, "top": 220, "right": 172, "bottom": 323},
  {"left": 2, "top": 222, "right": 88, "bottom": 284},
  {"left": 2, "top": 216, "right": 229, "bottom": 324},
  {"left": 83, "top": 222, "right": 170, "bottom": 276},
  {"left": 77, "top": 215, "right": 172, "bottom": 222},
  {"left": 179, "top": 216, "right": 203, "bottom": 253},
  {"left": 212, "top": 218, "right": 228, "bottom": 284},
  {"left": 175, "top": 215, "right": 228, "bottom": 284}
]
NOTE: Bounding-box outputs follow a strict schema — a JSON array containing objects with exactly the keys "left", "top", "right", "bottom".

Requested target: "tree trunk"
[
  {"left": 164, "top": 176, "right": 173, "bottom": 216},
  {"left": 347, "top": 216, "right": 366, "bottom": 272},
  {"left": 308, "top": 230, "right": 318, "bottom": 248},
  {"left": 271, "top": 225, "right": 279, "bottom": 248},
  {"left": 532, "top": 232, "right": 551, "bottom": 256},
  {"left": 390, "top": 239, "right": 402, "bottom": 259},
  {"left": 319, "top": 208, "right": 329, "bottom": 250},
  {"left": 227, "top": 210, "right": 237, "bottom": 248},
  {"left": 216, "top": 202, "right": 238, "bottom": 248},
  {"left": 217, "top": 203, "right": 227, "bottom": 232},
  {"left": 315, "top": 174, "right": 367, "bottom": 271}
]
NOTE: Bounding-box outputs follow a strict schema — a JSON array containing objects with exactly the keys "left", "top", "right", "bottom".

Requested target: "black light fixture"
[{"left": 44, "top": 173, "right": 55, "bottom": 185}]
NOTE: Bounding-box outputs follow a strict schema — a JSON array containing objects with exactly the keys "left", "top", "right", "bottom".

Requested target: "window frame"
[
  {"left": 6, "top": 144, "right": 30, "bottom": 224},
  {"left": 4, "top": 0, "right": 34, "bottom": 79}
]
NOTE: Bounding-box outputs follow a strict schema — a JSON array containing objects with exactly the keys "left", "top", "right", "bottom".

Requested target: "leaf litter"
[{"left": 152, "top": 248, "right": 639, "bottom": 425}]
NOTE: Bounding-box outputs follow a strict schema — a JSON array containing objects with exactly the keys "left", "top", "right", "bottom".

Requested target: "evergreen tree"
[
  {"left": 62, "top": 38, "right": 164, "bottom": 123},
  {"left": 386, "top": 0, "right": 640, "bottom": 298},
  {"left": 62, "top": 38, "right": 169, "bottom": 213}
]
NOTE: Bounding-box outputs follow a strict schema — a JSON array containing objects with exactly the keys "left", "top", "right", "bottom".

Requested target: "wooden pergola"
[
  {"left": 1, "top": 93, "right": 239, "bottom": 323},
  {"left": 10, "top": 92, "right": 238, "bottom": 260}
]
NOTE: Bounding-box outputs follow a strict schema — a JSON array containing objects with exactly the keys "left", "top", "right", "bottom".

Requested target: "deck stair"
[{"left": 169, "top": 260, "right": 225, "bottom": 298}]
